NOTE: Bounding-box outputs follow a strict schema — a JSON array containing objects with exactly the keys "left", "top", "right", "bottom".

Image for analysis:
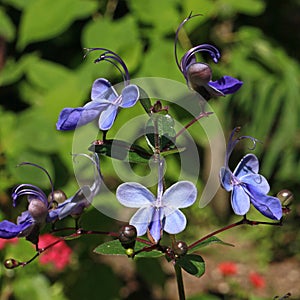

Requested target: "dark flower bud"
[
  {"left": 277, "top": 189, "right": 293, "bottom": 207},
  {"left": 4, "top": 258, "right": 20, "bottom": 269},
  {"left": 118, "top": 225, "right": 137, "bottom": 249},
  {"left": 173, "top": 241, "right": 188, "bottom": 257},
  {"left": 28, "top": 199, "right": 48, "bottom": 223},
  {"left": 48, "top": 190, "right": 67, "bottom": 204},
  {"left": 187, "top": 63, "right": 212, "bottom": 88}
]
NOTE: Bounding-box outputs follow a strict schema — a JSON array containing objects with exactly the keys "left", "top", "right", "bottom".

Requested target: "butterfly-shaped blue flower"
[
  {"left": 56, "top": 78, "right": 139, "bottom": 131},
  {"left": 220, "top": 153, "right": 282, "bottom": 220},
  {"left": 116, "top": 181, "right": 197, "bottom": 243}
]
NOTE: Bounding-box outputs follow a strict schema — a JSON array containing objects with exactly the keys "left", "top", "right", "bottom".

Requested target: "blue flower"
[
  {"left": 0, "top": 154, "right": 101, "bottom": 241},
  {"left": 219, "top": 128, "right": 282, "bottom": 220},
  {"left": 56, "top": 49, "right": 139, "bottom": 131},
  {"left": 116, "top": 181, "right": 197, "bottom": 243},
  {"left": 175, "top": 14, "right": 243, "bottom": 100}
]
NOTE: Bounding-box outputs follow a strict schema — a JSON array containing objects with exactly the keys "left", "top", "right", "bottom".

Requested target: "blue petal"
[
  {"left": 98, "top": 105, "right": 118, "bottom": 130},
  {"left": 162, "top": 181, "right": 197, "bottom": 208},
  {"left": 242, "top": 174, "right": 270, "bottom": 195},
  {"left": 116, "top": 182, "right": 156, "bottom": 208},
  {"left": 120, "top": 85, "right": 139, "bottom": 108},
  {"left": 130, "top": 206, "right": 155, "bottom": 237},
  {"left": 148, "top": 208, "right": 163, "bottom": 243},
  {"left": 246, "top": 185, "right": 282, "bottom": 220},
  {"left": 208, "top": 76, "right": 243, "bottom": 95},
  {"left": 91, "top": 78, "right": 118, "bottom": 102},
  {"left": 0, "top": 220, "right": 33, "bottom": 239},
  {"left": 234, "top": 154, "right": 259, "bottom": 178},
  {"left": 56, "top": 107, "right": 84, "bottom": 130},
  {"left": 219, "top": 167, "right": 233, "bottom": 192},
  {"left": 163, "top": 207, "right": 187, "bottom": 234},
  {"left": 231, "top": 185, "right": 250, "bottom": 215}
]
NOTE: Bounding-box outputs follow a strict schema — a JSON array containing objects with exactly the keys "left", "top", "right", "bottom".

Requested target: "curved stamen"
[
  {"left": 84, "top": 48, "right": 130, "bottom": 85},
  {"left": 16, "top": 162, "right": 54, "bottom": 204},
  {"left": 174, "top": 12, "right": 203, "bottom": 71},
  {"left": 12, "top": 185, "right": 48, "bottom": 207},
  {"left": 225, "top": 127, "right": 260, "bottom": 167}
]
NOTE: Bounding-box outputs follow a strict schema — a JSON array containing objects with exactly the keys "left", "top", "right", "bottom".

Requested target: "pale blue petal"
[
  {"left": 234, "top": 154, "right": 259, "bottom": 178},
  {"left": 120, "top": 84, "right": 139, "bottom": 108},
  {"left": 163, "top": 207, "right": 187, "bottom": 234},
  {"left": 242, "top": 174, "right": 270, "bottom": 194},
  {"left": 91, "top": 78, "right": 118, "bottom": 102},
  {"left": 231, "top": 185, "right": 250, "bottom": 215},
  {"left": 116, "top": 182, "right": 156, "bottom": 208},
  {"left": 219, "top": 167, "right": 233, "bottom": 191},
  {"left": 98, "top": 104, "right": 118, "bottom": 130},
  {"left": 162, "top": 181, "right": 197, "bottom": 208},
  {"left": 130, "top": 206, "right": 154, "bottom": 236}
]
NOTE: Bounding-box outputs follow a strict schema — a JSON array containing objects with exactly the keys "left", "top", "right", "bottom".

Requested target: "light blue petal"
[
  {"left": 130, "top": 206, "right": 155, "bottom": 236},
  {"left": 98, "top": 105, "right": 118, "bottom": 130},
  {"left": 231, "top": 185, "right": 250, "bottom": 215},
  {"left": 219, "top": 167, "right": 233, "bottom": 191},
  {"left": 163, "top": 207, "right": 187, "bottom": 234},
  {"left": 148, "top": 208, "right": 163, "bottom": 243},
  {"left": 91, "top": 78, "right": 118, "bottom": 102},
  {"left": 162, "top": 181, "right": 197, "bottom": 208},
  {"left": 242, "top": 174, "right": 270, "bottom": 194},
  {"left": 234, "top": 154, "right": 259, "bottom": 178},
  {"left": 116, "top": 182, "right": 156, "bottom": 208},
  {"left": 120, "top": 84, "right": 139, "bottom": 108}
]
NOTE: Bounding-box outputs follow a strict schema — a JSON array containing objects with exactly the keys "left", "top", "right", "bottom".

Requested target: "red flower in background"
[
  {"left": 0, "top": 237, "right": 18, "bottom": 250},
  {"left": 218, "top": 261, "right": 238, "bottom": 276},
  {"left": 38, "top": 234, "right": 72, "bottom": 271},
  {"left": 249, "top": 271, "right": 266, "bottom": 289}
]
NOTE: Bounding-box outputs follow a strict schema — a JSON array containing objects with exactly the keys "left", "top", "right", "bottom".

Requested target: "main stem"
[{"left": 174, "top": 263, "right": 186, "bottom": 300}]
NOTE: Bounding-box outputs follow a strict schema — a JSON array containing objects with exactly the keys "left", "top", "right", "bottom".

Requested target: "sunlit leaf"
[{"left": 189, "top": 236, "right": 234, "bottom": 253}]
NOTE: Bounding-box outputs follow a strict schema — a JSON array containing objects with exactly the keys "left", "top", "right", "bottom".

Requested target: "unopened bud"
[
  {"left": 48, "top": 190, "right": 67, "bottom": 204},
  {"left": 4, "top": 258, "right": 20, "bottom": 269},
  {"left": 28, "top": 199, "right": 48, "bottom": 223},
  {"left": 118, "top": 225, "right": 137, "bottom": 249},
  {"left": 187, "top": 63, "right": 212, "bottom": 88},
  {"left": 277, "top": 189, "right": 293, "bottom": 207},
  {"left": 125, "top": 248, "right": 135, "bottom": 257},
  {"left": 173, "top": 241, "right": 188, "bottom": 257}
]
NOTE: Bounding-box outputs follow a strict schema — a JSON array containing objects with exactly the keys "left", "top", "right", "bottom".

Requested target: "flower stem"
[{"left": 174, "top": 263, "right": 186, "bottom": 300}]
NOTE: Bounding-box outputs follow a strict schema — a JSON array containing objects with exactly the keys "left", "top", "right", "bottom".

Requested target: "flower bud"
[
  {"left": 125, "top": 248, "right": 135, "bottom": 258},
  {"left": 28, "top": 199, "right": 48, "bottom": 223},
  {"left": 277, "top": 189, "right": 293, "bottom": 207},
  {"left": 118, "top": 225, "right": 137, "bottom": 249},
  {"left": 48, "top": 190, "right": 67, "bottom": 204},
  {"left": 173, "top": 241, "right": 188, "bottom": 257},
  {"left": 187, "top": 63, "right": 212, "bottom": 88},
  {"left": 4, "top": 258, "right": 20, "bottom": 269}
]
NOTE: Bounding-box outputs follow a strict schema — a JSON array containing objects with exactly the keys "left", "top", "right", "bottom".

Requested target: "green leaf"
[
  {"left": 94, "top": 240, "right": 163, "bottom": 258},
  {"left": 138, "top": 86, "right": 152, "bottom": 115},
  {"left": 145, "top": 114, "right": 176, "bottom": 152},
  {"left": 0, "top": 7, "right": 16, "bottom": 41},
  {"left": 90, "top": 139, "right": 152, "bottom": 163},
  {"left": 17, "top": 0, "right": 98, "bottom": 50},
  {"left": 189, "top": 236, "right": 234, "bottom": 253},
  {"left": 176, "top": 254, "right": 205, "bottom": 278}
]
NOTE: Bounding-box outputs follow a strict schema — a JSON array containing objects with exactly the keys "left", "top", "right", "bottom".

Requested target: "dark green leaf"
[
  {"left": 89, "top": 139, "right": 152, "bottom": 163},
  {"left": 189, "top": 236, "right": 234, "bottom": 253},
  {"left": 94, "top": 240, "right": 163, "bottom": 258},
  {"left": 145, "top": 114, "right": 176, "bottom": 152},
  {"left": 138, "top": 86, "right": 152, "bottom": 115},
  {"left": 176, "top": 254, "right": 205, "bottom": 278}
]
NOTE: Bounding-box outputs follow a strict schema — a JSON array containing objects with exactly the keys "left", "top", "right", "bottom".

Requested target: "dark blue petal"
[
  {"left": 56, "top": 107, "right": 84, "bottom": 130},
  {"left": 234, "top": 154, "right": 259, "bottom": 178},
  {"left": 91, "top": 78, "right": 118, "bottom": 102},
  {"left": 208, "top": 76, "right": 243, "bottom": 95},
  {"left": 0, "top": 220, "right": 33, "bottom": 239},
  {"left": 148, "top": 208, "right": 162, "bottom": 243}
]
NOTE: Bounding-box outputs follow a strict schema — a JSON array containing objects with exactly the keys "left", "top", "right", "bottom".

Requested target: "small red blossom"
[
  {"left": 38, "top": 234, "right": 72, "bottom": 271},
  {"left": 0, "top": 237, "right": 18, "bottom": 250},
  {"left": 249, "top": 271, "right": 266, "bottom": 289},
  {"left": 218, "top": 261, "right": 238, "bottom": 276}
]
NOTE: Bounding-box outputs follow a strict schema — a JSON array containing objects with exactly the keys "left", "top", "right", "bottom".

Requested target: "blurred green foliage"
[{"left": 0, "top": 0, "right": 299, "bottom": 299}]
